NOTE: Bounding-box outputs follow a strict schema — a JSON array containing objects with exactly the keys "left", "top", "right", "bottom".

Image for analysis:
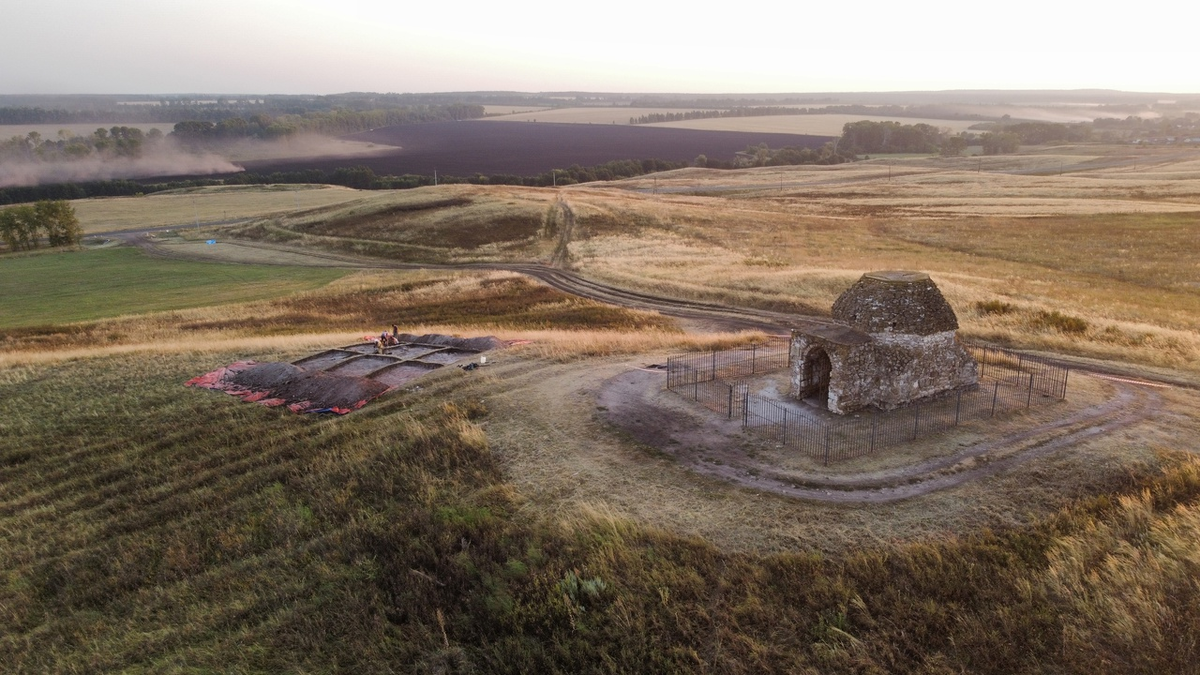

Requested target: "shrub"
[
  {"left": 1033, "top": 310, "right": 1089, "bottom": 334},
  {"left": 975, "top": 300, "right": 1017, "bottom": 315}
]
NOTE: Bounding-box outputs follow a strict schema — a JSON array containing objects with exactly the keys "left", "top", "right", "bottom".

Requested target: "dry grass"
[
  {"left": 73, "top": 184, "right": 367, "bottom": 234},
  {"left": 8, "top": 147, "right": 1200, "bottom": 671},
  {"left": 185, "top": 154, "right": 1200, "bottom": 372},
  {"left": 0, "top": 268, "right": 685, "bottom": 367}
]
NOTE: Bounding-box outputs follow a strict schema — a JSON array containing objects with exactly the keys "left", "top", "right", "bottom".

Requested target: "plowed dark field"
[{"left": 238, "top": 120, "right": 830, "bottom": 177}]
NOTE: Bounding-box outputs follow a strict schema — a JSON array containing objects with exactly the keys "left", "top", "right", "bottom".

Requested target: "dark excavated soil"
[{"left": 230, "top": 361, "right": 389, "bottom": 410}]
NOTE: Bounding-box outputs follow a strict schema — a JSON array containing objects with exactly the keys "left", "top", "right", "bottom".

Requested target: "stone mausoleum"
[{"left": 789, "top": 271, "right": 978, "bottom": 414}]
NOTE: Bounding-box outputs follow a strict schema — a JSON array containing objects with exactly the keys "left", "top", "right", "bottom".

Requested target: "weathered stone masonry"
[{"left": 790, "top": 271, "right": 978, "bottom": 414}]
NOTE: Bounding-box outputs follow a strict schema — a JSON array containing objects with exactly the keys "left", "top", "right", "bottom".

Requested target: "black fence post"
[
  {"left": 824, "top": 425, "right": 831, "bottom": 465},
  {"left": 728, "top": 384, "right": 734, "bottom": 419},
  {"left": 711, "top": 351, "right": 717, "bottom": 381},
  {"left": 1027, "top": 372, "right": 1034, "bottom": 408},
  {"left": 1061, "top": 368, "right": 1069, "bottom": 400},
  {"left": 751, "top": 343, "right": 757, "bottom": 373},
  {"left": 743, "top": 391, "right": 749, "bottom": 426},
  {"left": 991, "top": 381, "right": 1000, "bottom": 416},
  {"left": 954, "top": 389, "right": 962, "bottom": 426}
]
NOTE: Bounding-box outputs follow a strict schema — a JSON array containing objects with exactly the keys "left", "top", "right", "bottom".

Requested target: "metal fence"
[
  {"left": 665, "top": 340, "right": 789, "bottom": 390},
  {"left": 665, "top": 342, "right": 1069, "bottom": 464}
]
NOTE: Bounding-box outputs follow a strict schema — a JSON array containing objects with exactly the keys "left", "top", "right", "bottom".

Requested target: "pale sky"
[{"left": 4, "top": 0, "right": 1198, "bottom": 95}]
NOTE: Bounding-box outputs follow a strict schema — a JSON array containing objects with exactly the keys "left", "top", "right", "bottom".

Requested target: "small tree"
[
  {"left": 0, "top": 205, "right": 37, "bottom": 251},
  {"left": 35, "top": 200, "right": 82, "bottom": 247},
  {"left": 0, "top": 200, "right": 81, "bottom": 252}
]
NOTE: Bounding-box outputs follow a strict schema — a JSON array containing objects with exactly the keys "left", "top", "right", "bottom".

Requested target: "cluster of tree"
[
  {"left": 628, "top": 100, "right": 989, "bottom": 122},
  {"left": 281, "top": 104, "right": 484, "bottom": 135},
  {"left": 836, "top": 119, "right": 1100, "bottom": 156},
  {"left": 168, "top": 105, "right": 486, "bottom": 146},
  {"left": 979, "top": 132, "right": 1021, "bottom": 155},
  {"left": 629, "top": 96, "right": 838, "bottom": 108},
  {"left": 727, "top": 142, "right": 852, "bottom": 168},
  {"left": 839, "top": 121, "right": 946, "bottom": 154},
  {"left": 629, "top": 107, "right": 810, "bottom": 125},
  {"left": 171, "top": 117, "right": 295, "bottom": 144},
  {"left": 0, "top": 98, "right": 487, "bottom": 127},
  {"left": 1092, "top": 113, "right": 1200, "bottom": 142},
  {"left": 0, "top": 126, "right": 162, "bottom": 163},
  {"left": 0, "top": 200, "right": 81, "bottom": 251}
]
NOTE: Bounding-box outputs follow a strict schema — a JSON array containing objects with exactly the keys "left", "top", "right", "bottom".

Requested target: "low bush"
[
  {"left": 1032, "top": 310, "right": 1089, "bottom": 335},
  {"left": 974, "top": 299, "right": 1017, "bottom": 315}
]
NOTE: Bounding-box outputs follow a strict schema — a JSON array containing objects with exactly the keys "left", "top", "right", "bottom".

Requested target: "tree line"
[
  {"left": 0, "top": 102, "right": 486, "bottom": 135},
  {"left": 170, "top": 104, "right": 485, "bottom": 143},
  {"left": 629, "top": 107, "right": 811, "bottom": 125},
  {"left": 1, "top": 126, "right": 161, "bottom": 163},
  {"left": 837, "top": 119, "right": 1097, "bottom": 156},
  {"left": 0, "top": 200, "right": 81, "bottom": 251}
]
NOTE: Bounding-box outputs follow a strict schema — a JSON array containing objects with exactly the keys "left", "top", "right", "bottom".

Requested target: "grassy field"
[
  {"left": 0, "top": 246, "right": 345, "bottom": 328},
  {"left": 205, "top": 149, "right": 1200, "bottom": 372},
  {"left": 71, "top": 184, "right": 368, "bottom": 234},
  {"left": 1, "top": 287, "right": 1198, "bottom": 672},
  {"left": 5, "top": 146, "right": 1200, "bottom": 671}
]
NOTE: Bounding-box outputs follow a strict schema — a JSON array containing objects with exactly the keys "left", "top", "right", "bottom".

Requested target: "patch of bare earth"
[{"left": 441, "top": 351, "right": 1195, "bottom": 555}]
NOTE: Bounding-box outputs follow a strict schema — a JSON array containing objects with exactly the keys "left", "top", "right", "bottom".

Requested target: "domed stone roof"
[{"left": 830, "top": 271, "right": 959, "bottom": 335}]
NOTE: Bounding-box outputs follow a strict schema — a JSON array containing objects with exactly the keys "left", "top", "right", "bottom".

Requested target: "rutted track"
[{"left": 126, "top": 234, "right": 803, "bottom": 332}]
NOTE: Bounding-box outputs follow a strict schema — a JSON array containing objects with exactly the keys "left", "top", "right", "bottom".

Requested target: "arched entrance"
[{"left": 799, "top": 347, "right": 832, "bottom": 403}]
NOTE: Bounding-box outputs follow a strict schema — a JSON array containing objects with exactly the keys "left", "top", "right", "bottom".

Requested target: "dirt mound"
[
  {"left": 395, "top": 333, "right": 505, "bottom": 352},
  {"left": 189, "top": 360, "right": 390, "bottom": 414},
  {"left": 229, "top": 362, "right": 305, "bottom": 391}
]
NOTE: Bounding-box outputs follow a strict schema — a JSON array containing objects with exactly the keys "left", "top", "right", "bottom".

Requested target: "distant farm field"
[
  {"left": 0, "top": 247, "right": 344, "bottom": 328},
  {"left": 650, "top": 113, "right": 981, "bottom": 136},
  {"left": 239, "top": 121, "right": 831, "bottom": 177},
  {"left": 480, "top": 107, "right": 719, "bottom": 125}
]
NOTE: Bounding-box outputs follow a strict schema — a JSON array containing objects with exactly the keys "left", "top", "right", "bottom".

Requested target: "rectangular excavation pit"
[
  {"left": 292, "top": 350, "right": 358, "bottom": 371},
  {"left": 369, "top": 362, "right": 443, "bottom": 388},
  {"left": 384, "top": 344, "right": 440, "bottom": 360},
  {"left": 342, "top": 343, "right": 380, "bottom": 354},
  {"left": 324, "top": 355, "right": 401, "bottom": 378},
  {"left": 414, "top": 348, "right": 479, "bottom": 365}
]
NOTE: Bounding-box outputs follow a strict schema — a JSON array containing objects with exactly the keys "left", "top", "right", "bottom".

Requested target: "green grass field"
[{"left": 0, "top": 247, "right": 345, "bottom": 328}]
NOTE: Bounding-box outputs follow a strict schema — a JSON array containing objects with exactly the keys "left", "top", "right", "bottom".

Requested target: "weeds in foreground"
[{"left": 2, "top": 349, "right": 1199, "bottom": 673}]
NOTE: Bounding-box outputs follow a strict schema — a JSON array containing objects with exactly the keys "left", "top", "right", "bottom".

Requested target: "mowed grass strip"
[{"left": 0, "top": 247, "right": 345, "bottom": 328}]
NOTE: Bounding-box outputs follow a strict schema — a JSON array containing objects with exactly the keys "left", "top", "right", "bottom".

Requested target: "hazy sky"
[{"left": 5, "top": 0, "right": 1197, "bottom": 95}]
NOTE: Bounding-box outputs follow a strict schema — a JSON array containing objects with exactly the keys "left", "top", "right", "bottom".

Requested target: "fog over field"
[{"left": 0, "top": 149, "right": 240, "bottom": 188}]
